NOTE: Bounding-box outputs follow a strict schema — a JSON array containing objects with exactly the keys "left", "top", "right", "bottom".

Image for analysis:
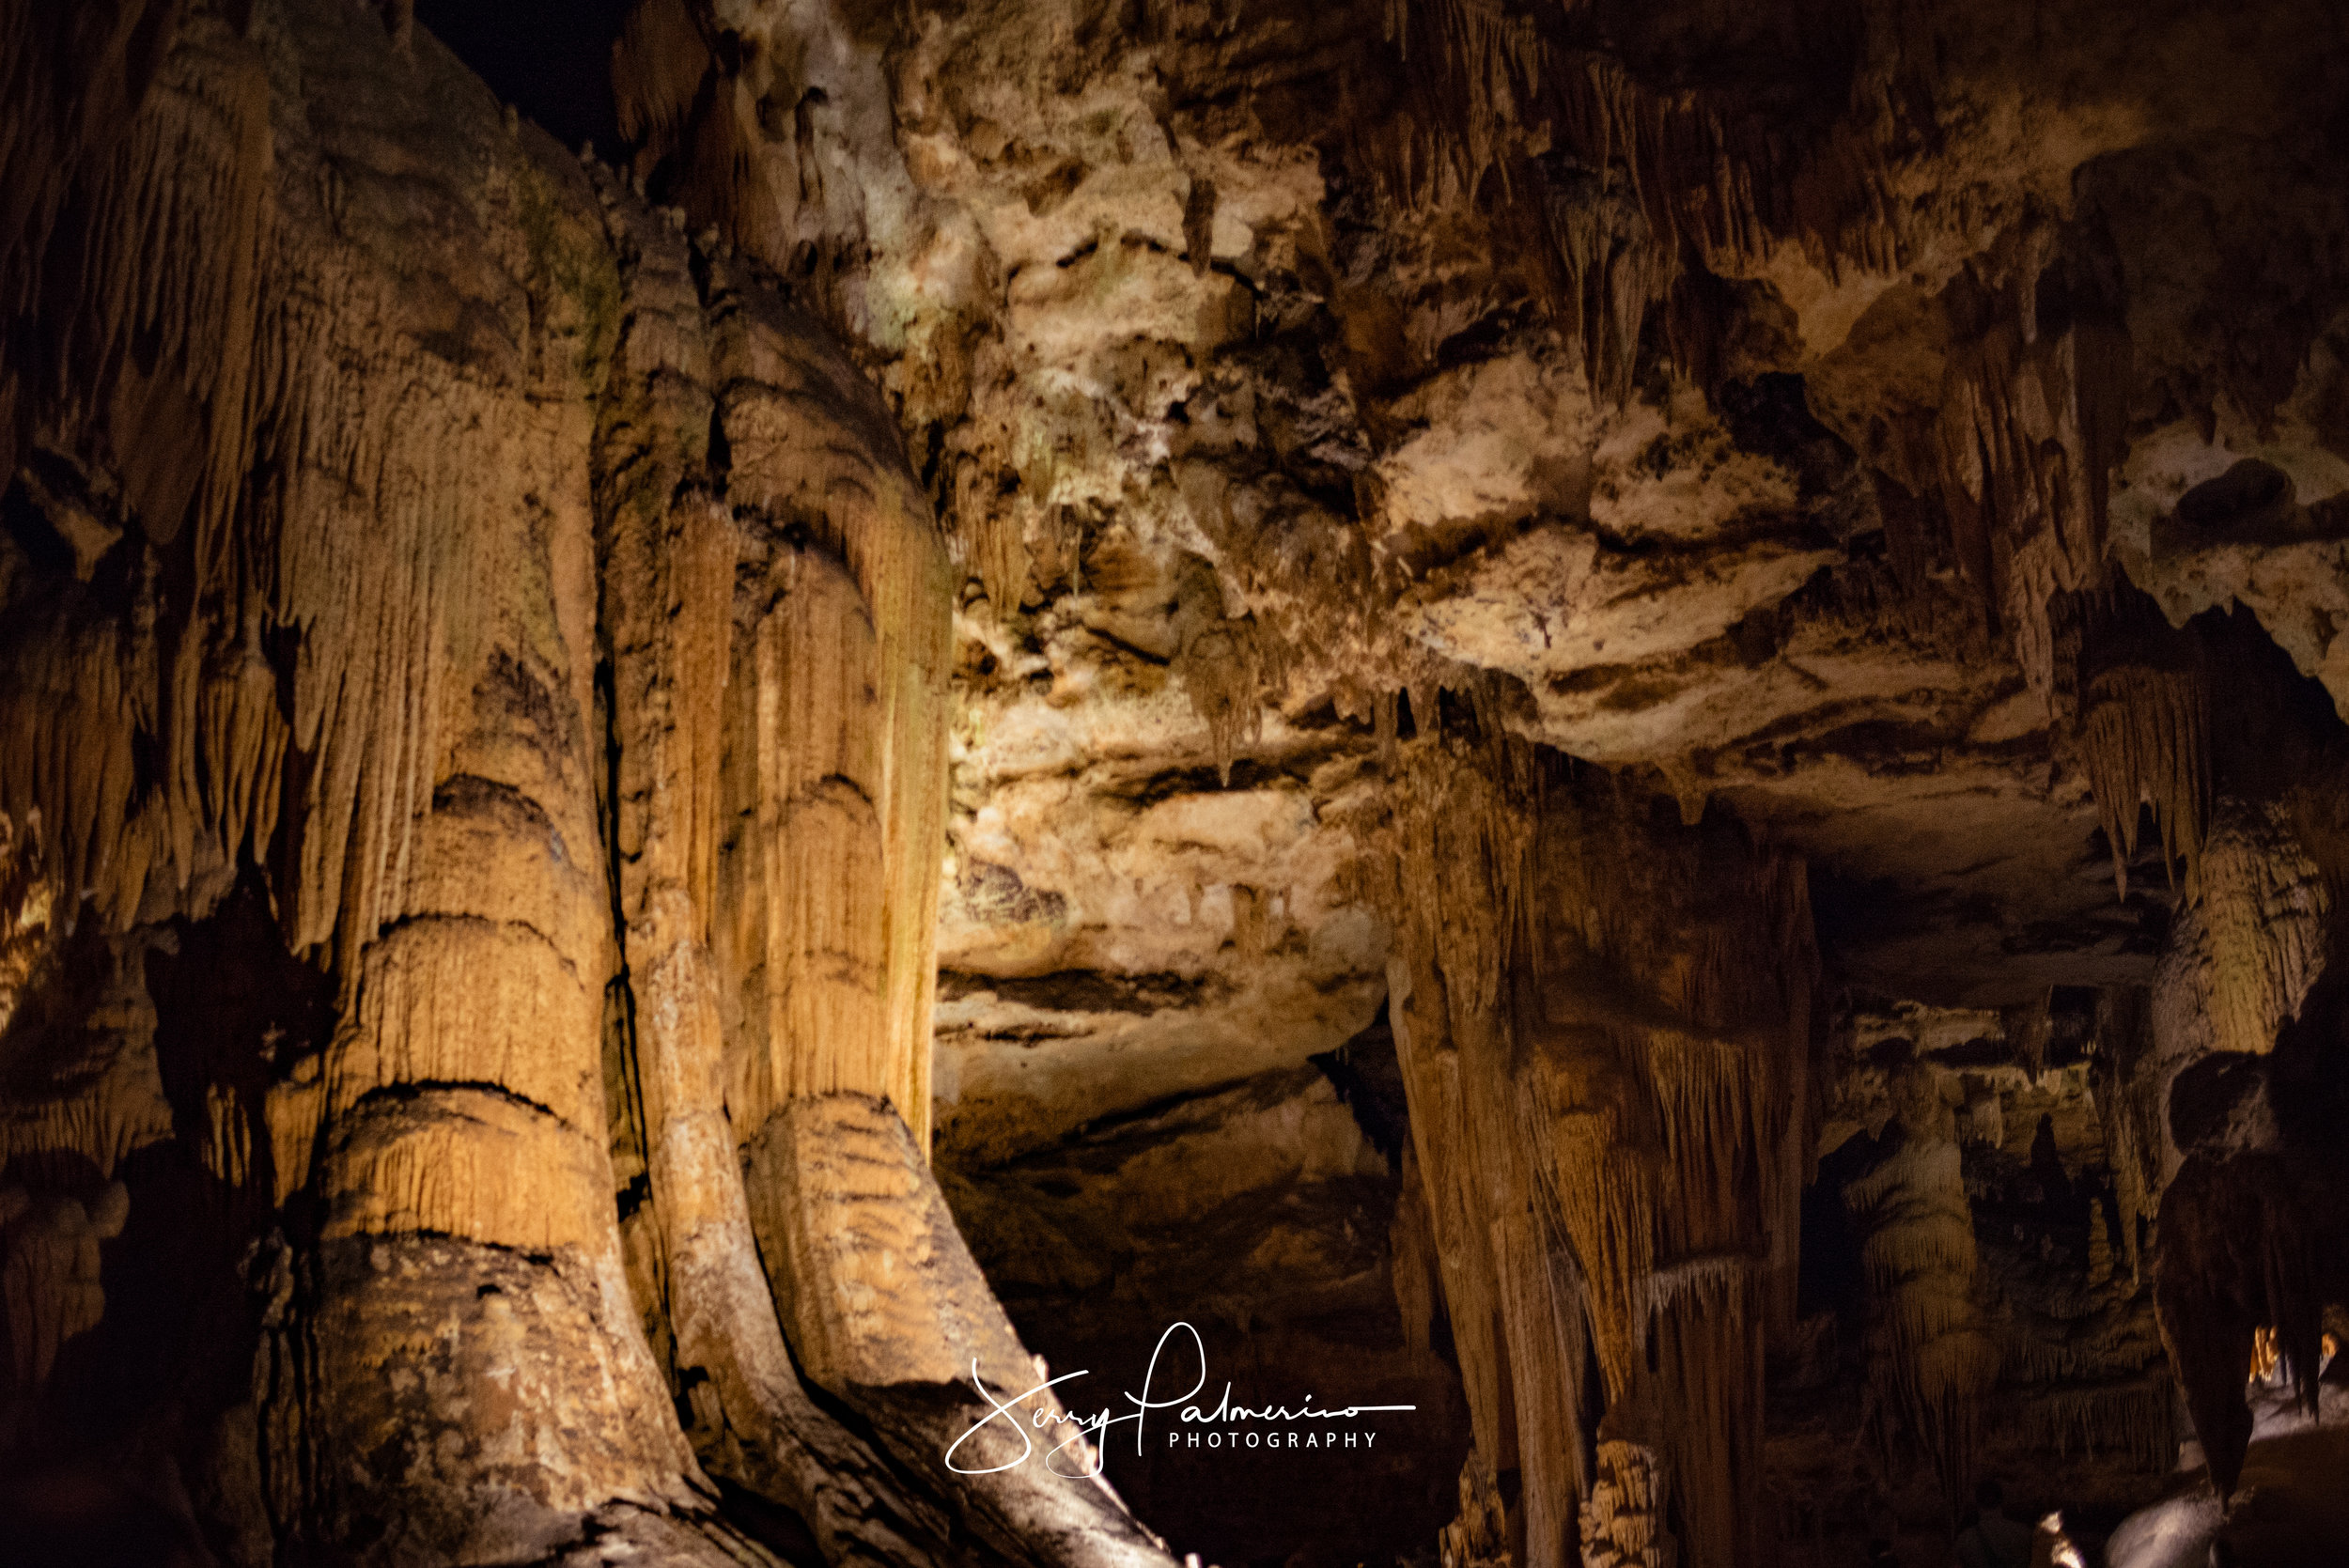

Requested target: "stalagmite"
[
  {"left": 597, "top": 86, "right": 1170, "bottom": 1568},
  {"left": 1838, "top": 1080, "right": 2001, "bottom": 1509},
  {"left": 594, "top": 179, "right": 953, "bottom": 1565}
]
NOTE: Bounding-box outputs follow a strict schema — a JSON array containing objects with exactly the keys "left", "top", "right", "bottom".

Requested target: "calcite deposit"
[{"left": 3, "top": 0, "right": 2348, "bottom": 1564}]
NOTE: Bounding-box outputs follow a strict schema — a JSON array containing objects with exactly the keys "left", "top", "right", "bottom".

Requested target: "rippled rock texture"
[
  {"left": 7, "top": 0, "right": 2349, "bottom": 1564},
  {"left": 0, "top": 3, "right": 1172, "bottom": 1563}
]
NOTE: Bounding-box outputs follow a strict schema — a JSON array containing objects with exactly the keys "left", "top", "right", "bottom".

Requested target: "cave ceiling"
[{"left": 583, "top": 0, "right": 2349, "bottom": 1146}]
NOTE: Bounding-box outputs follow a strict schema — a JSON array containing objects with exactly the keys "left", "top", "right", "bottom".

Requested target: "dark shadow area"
[
  {"left": 1798, "top": 1134, "right": 1871, "bottom": 1326},
  {"left": 415, "top": 0, "right": 635, "bottom": 153},
  {"left": 0, "top": 1461, "right": 208, "bottom": 1567},
  {"left": 1311, "top": 1000, "right": 1410, "bottom": 1171}
]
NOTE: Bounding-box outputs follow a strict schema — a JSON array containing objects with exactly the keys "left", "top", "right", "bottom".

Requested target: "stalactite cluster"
[
  {"left": 8, "top": 0, "right": 2349, "bottom": 1560},
  {"left": 1372, "top": 734, "right": 1814, "bottom": 1568},
  {"left": 2079, "top": 663, "right": 2211, "bottom": 900}
]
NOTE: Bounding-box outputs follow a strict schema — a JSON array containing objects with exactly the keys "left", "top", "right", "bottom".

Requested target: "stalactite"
[
  {"left": 0, "top": 0, "right": 185, "bottom": 335},
  {"left": 2190, "top": 801, "right": 2331, "bottom": 1059},
  {"left": 0, "top": 811, "right": 53, "bottom": 1038},
  {"left": 708, "top": 275, "right": 958, "bottom": 1146},
  {"left": 2091, "top": 986, "right": 2159, "bottom": 1284},
  {"left": 1957, "top": 1078, "right": 2005, "bottom": 1150},
  {"left": 1382, "top": 739, "right": 1813, "bottom": 1568},
  {"left": 0, "top": 1180, "right": 129, "bottom": 1403},
  {"left": 1928, "top": 253, "right": 2134, "bottom": 671},
  {"left": 590, "top": 183, "right": 963, "bottom": 1566},
  {"left": 2003, "top": 991, "right": 2053, "bottom": 1080},
  {"left": 1171, "top": 553, "right": 1265, "bottom": 786},
  {"left": 1540, "top": 175, "right": 1675, "bottom": 410},
  {"left": 2140, "top": 774, "right": 2349, "bottom": 1501},
  {"left": 1385, "top": 745, "right": 1570, "bottom": 1568},
  {"left": 1374, "top": 0, "right": 1544, "bottom": 215},
  {"left": 1578, "top": 1433, "right": 1674, "bottom": 1568},
  {"left": 1387, "top": 955, "right": 1523, "bottom": 1559},
  {"left": 1523, "top": 1059, "right": 1654, "bottom": 1405},
  {"left": 0, "top": 10, "right": 284, "bottom": 937},
  {"left": 1392, "top": 1141, "right": 1444, "bottom": 1369},
  {"left": 0, "top": 0, "right": 583, "bottom": 974},
  {"left": 1364, "top": 0, "right": 1923, "bottom": 411},
  {"left": 963, "top": 480, "right": 1038, "bottom": 625},
  {"left": 2079, "top": 660, "right": 2211, "bottom": 900},
  {"left": 2155, "top": 1146, "right": 2349, "bottom": 1498},
  {"left": 0, "top": 2, "right": 1035, "bottom": 1558},
  {"left": 1440, "top": 1452, "right": 1514, "bottom": 1568},
  {"left": 611, "top": 0, "right": 901, "bottom": 340},
  {"left": 753, "top": 555, "right": 892, "bottom": 1112},
  {"left": 2006, "top": 1379, "right": 2173, "bottom": 1472},
  {"left": 1639, "top": 1273, "right": 1762, "bottom": 1568},
  {"left": 582, "top": 163, "right": 1169, "bottom": 1568}
]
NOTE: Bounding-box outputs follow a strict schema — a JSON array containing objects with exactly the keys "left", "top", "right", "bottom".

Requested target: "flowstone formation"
[
  {"left": 1374, "top": 741, "right": 1817, "bottom": 1568},
  {"left": 0, "top": 3, "right": 1170, "bottom": 1563},
  {"left": 7, "top": 0, "right": 2349, "bottom": 1564}
]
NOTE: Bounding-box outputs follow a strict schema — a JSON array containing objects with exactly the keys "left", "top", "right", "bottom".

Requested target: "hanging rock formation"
[
  {"left": 1369, "top": 738, "right": 1814, "bottom": 1568},
  {"left": 6, "top": 0, "right": 2349, "bottom": 1562},
  {"left": 0, "top": 2, "right": 1171, "bottom": 1563}
]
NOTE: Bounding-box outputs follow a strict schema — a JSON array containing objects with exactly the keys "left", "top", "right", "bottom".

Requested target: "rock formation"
[
  {"left": 4, "top": 0, "right": 2349, "bottom": 1563},
  {"left": 0, "top": 3, "right": 1164, "bottom": 1561}
]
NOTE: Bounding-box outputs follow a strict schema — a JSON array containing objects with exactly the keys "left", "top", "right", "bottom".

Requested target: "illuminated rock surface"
[{"left": 2, "top": 0, "right": 2347, "bottom": 1564}]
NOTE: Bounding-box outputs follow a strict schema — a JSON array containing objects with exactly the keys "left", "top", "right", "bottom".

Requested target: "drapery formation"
[
  {"left": 0, "top": 3, "right": 1171, "bottom": 1562},
  {"left": 1376, "top": 737, "right": 1816, "bottom": 1568}
]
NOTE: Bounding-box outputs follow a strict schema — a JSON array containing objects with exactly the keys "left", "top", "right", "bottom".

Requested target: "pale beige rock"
[
  {"left": 8, "top": 0, "right": 2349, "bottom": 1560},
  {"left": 750, "top": 1093, "right": 1035, "bottom": 1395},
  {"left": 0, "top": 2, "right": 1149, "bottom": 1561}
]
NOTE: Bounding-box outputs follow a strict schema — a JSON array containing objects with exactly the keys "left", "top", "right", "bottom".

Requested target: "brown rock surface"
[
  {"left": 0, "top": 2, "right": 1171, "bottom": 1562},
  {"left": 7, "top": 0, "right": 2349, "bottom": 1563}
]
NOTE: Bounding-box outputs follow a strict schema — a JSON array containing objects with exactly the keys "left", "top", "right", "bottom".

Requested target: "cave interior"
[{"left": 2, "top": 0, "right": 2348, "bottom": 1565}]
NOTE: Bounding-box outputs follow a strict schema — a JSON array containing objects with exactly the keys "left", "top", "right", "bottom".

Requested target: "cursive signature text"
[{"left": 943, "top": 1322, "right": 1416, "bottom": 1478}]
